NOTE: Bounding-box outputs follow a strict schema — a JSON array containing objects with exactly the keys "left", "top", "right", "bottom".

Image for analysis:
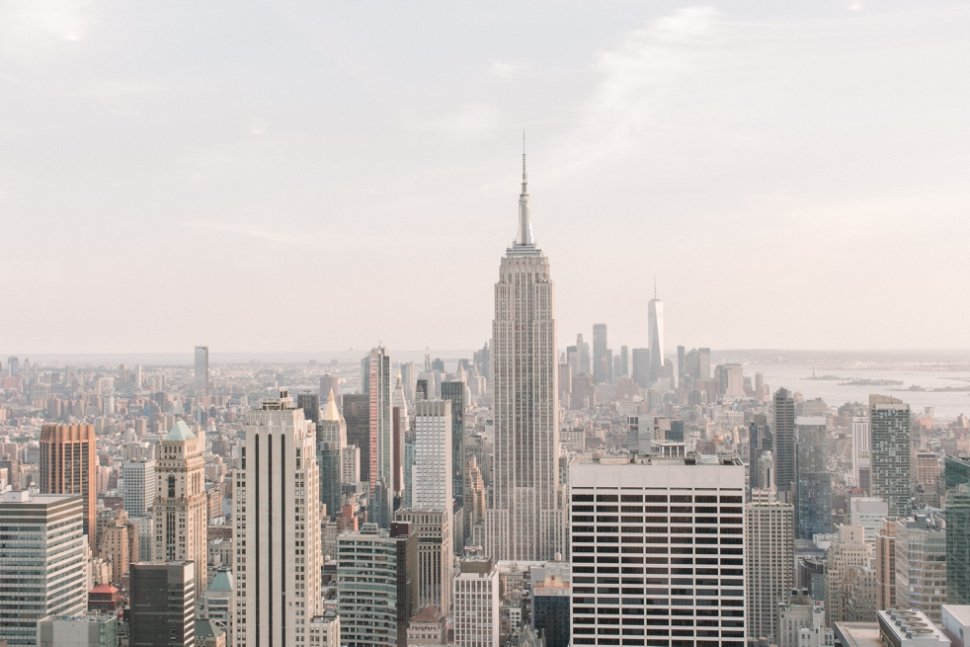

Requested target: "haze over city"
[{"left": 3, "top": 1, "right": 969, "bottom": 353}]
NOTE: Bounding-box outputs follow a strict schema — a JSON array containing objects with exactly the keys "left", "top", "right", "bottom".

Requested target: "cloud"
[
  {"left": 404, "top": 102, "right": 502, "bottom": 144},
  {"left": 0, "top": 0, "right": 98, "bottom": 59},
  {"left": 179, "top": 220, "right": 312, "bottom": 246},
  {"left": 488, "top": 60, "right": 529, "bottom": 80}
]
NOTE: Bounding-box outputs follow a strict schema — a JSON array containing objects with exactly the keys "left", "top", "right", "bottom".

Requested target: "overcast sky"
[{"left": 2, "top": 1, "right": 968, "bottom": 355}]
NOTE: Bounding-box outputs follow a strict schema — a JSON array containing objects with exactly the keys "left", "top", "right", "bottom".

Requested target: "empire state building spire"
[{"left": 516, "top": 133, "right": 534, "bottom": 247}]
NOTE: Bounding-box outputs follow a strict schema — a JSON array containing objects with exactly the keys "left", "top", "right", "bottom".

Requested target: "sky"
[{"left": 1, "top": 0, "right": 968, "bottom": 355}]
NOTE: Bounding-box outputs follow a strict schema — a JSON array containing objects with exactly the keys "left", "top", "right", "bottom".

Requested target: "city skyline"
[{"left": 2, "top": 2, "right": 968, "bottom": 353}]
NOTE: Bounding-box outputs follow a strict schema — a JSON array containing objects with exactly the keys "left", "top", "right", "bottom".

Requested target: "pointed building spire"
[{"left": 517, "top": 131, "right": 534, "bottom": 246}]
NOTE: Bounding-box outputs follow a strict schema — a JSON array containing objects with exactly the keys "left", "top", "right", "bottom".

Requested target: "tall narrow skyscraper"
[
  {"left": 870, "top": 394, "right": 912, "bottom": 518},
  {"left": 39, "top": 423, "right": 97, "bottom": 549},
  {"left": 647, "top": 282, "right": 664, "bottom": 382},
  {"left": 317, "top": 389, "right": 347, "bottom": 519},
  {"left": 773, "top": 388, "right": 796, "bottom": 499},
  {"left": 194, "top": 346, "right": 209, "bottom": 394},
  {"left": 233, "top": 391, "right": 321, "bottom": 647},
  {"left": 154, "top": 420, "right": 208, "bottom": 590},
  {"left": 486, "top": 151, "right": 563, "bottom": 562},
  {"left": 591, "top": 323, "right": 608, "bottom": 384},
  {"left": 440, "top": 380, "right": 465, "bottom": 501},
  {"left": 363, "top": 346, "right": 394, "bottom": 528}
]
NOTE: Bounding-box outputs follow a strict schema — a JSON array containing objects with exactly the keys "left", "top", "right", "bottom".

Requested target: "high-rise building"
[
  {"left": 746, "top": 489, "right": 794, "bottom": 644},
  {"left": 748, "top": 414, "right": 773, "bottom": 496},
  {"left": 343, "top": 393, "right": 371, "bottom": 487},
  {"left": 486, "top": 154, "right": 563, "bottom": 562},
  {"left": 194, "top": 346, "right": 209, "bottom": 395},
  {"left": 317, "top": 389, "right": 347, "bottom": 519},
  {"left": 440, "top": 381, "right": 465, "bottom": 501},
  {"left": 130, "top": 561, "right": 196, "bottom": 647},
  {"left": 154, "top": 420, "right": 208, "bottom": 590},
  {"left": 363, "top": 346, "right": 394, "bottom": 528},
  {"left": 392, "top": 377, "right": 408, "bottom": 498},
  {"left": 895, "top": 513, "right": 947, "bottom": 622},
  {"left": 915, "top": 452, "right": 941, "bottom": 508},
  {"left": 530, "top": 562, "right": 570, "bottom": 647},
  {"left": 945, "top": 456, "right": 970, "bottom": 604},
  {"left": 824, "top": 525, "right": 872, "bottom": 624},
  {"left": 647, "top": 284, "right": 664, "bottom": 382},
  {"left": 454, "top": 558, "right": 499, "bottom": 647},
  {"left": 39, "top": 423, "right": 97, "bottom": 549},
  {"left": 876, "top": 518, "right": 897, "bottom": 610},
  {"left": 412, "top": 400, "right": 453, "bottom": 515},
  {"left": 870, "top": 395, "right": 912, "bottom": 517},
  {"left": 233, "top": 391, "right": 322, "bottom": 647},
  {"left": 463, "top": 455, "right": 486, "bottom": 546},
  {"left": 123, "top": 459, "right": 157, "bottom": 518},
  {"left": 394, "top": 509, "right": 452, "bottom": 613},
  {"left": 576, "top": 334, "right": 590, "bottom": 377},
  {"left": 777, "top": 592, "right": 830, "bottom": 647},
  {"left": 630, "top": 348, "right": 650, "bottom": 388},
  {"left": 337, "top": 522, "right": 417, "bottom": 647},
  {"left": 617, "top": 345, "right": 629, "bottom": 380},
  {"left": 592, "top": 324, "right": 608, "bottom": 384},
  {"left": 0, "top": 491, "right": 87, "bottom": 647},
  {"left": 297, "top": 392, "right": 321, "bottom": 425},
  {"left": 569, "top": 455, "right": 746, "bottom": 644},
  {"left": 773, "top": 388, "right": 796, "bottom": 499},
  {"left": 795, "top": 417, "right": 832, "bottom": 539},
  {"left": 36, "top": 614, "right": 118, "bottom": 647},
  {"left": 851, "top": 416, "right": 870, "bottom": 490}
]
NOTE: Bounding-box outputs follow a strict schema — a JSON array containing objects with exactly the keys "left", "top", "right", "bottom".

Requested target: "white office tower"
[
  {"left": 647, "top": 283, "right": 665, "bottom": 383},
  {"left": 123, "top": 458, "right": 157, "bottom": 517},
  {"left": 895, "top": 514, "right": 948, "bottom": 622},
  {"left": 746, "top": 489, "right": 794, "bottom": 644},
  {"left": 233, "top": 391, "right": 322, "bottom": 647},
  {"left": 454, "top": 558, "right": 500, "bottom": 647},
  {"left": 412, "top": 400, "right": 453, "bottom": 513},
  {"left": 569, "top": 454, "right": 746, "bottom": 645},
  {"left": 0, "top": 491, "right": 87, "bottom": 647},
  {"left": 487, "top": 151, "right": 563, "bottom": 562},
  {"left": 851, "top": 416, "right": 870, "bottom": 488},
  {"left": 154, "top": 420, "right": 208, "bottom": 591}
]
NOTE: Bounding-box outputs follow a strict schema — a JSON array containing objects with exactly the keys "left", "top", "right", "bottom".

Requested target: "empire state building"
[{"left": 486, "top": 151, "right": 563, "bottom": 561}]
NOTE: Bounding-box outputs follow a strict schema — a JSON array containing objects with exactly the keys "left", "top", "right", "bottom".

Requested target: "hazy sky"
[{"left": 2, "top": 1, "right": 968, "bottom": 354}]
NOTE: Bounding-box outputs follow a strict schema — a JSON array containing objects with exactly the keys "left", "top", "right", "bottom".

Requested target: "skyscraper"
[
  {"left": 486, "top": 151, "right": 563, "bottom": 562},
  {"left": 154, "top": 420, "right": 208, "bottom": 590},
  {"left": 39, "top": 422, "right": 97, "bottom": 549},
  {"left": 363, "top": 346, "right": 393, "bottom": 528},
  {"left": 591, "top": 323, "right": 608, "bottom": 384},
  {"left": 569, "top": 455, "right": 746, "bottom": 644},
  {"left": 945, "top": 456, "right": 970, "bottom": 604},
  {"left": 773, "top": 388, "right": 796, "bottom": 499},
  {"left": 440, "top": 381, "right": 465, "bottom": 501},
  {"left": 895, "top": 514, "right": 947, "bottom": 622},
  {"left": 317, "top": 389, "right": 347, "bottom": 519},
  {"left": 453, "top": 558, "right": 500, "bottom": 647},
  {"left": 0, "top": 491, "right": 87, "bottom": 647},
  {"left": 647, "top": 283, "right": 664, "bottom": 382},
  {"left": 233, "top": 391, "right": 321, "bottom": 647},
  {"left": 411, "top": 400, "right": 453, "bottom": 514},
  {"left": 870, "top": 394, "right": 912, "bottom": 517},
  {"left": 748, "top": 413, "right": 772, "bottom": 496},
  {"left": 795, "top": 417, "right": 832, "bottom": 539},
  {"left": 343, "top": 393, "right": 371, "bottom": 487},
  {"left": 194, "top": 346, "right": 209, "bottom": 395},
  {"left": 746, "top": 490, "right": 794, "bottom": 643},
  {"left": 129, "top": 561, "right": 196, "bottom": 647}
]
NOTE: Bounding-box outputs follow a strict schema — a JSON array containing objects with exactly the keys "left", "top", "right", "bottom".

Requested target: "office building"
[
  {"left": 849, "top": 496, "right": 889, "bottom": 542},
  {"left": 39, "top": 422, "right": 97, "bottom": 549},
  {"left": 569, "top": 454, "right": 746, "bottom": 644},
  {"left": 0, "top": 491, "right": 87, "bottom": 647},
  {"left": 36, "top": 614, "right": 117, "bottom": 647},
  {"left": 454, "top": 558, "right": 499, "bottom": 647},
  {"left": 343, "top": 393, "right": 370, "bottom": 487},
  {"left": 530, "top": 563, "right": 571, "bottom": 647},
  {"left": 647, "top": 285, "right": 664, "bottom": 382},
  {"left": 363, "top": 346, "right": 394, "bottom": 527},
  {"left": 592, "top": 324, "right": 609, "bottom": 384},
  {"left": 947, "top": 456, "right": 970, "bottom": 604},
  {"left": 486, "top": 153, "right": 563, "bottom": 562},
  {"left": 876, "top": 518, "right": 897, "bottom": 610},
  {"left": 895, "top": 514, "right": 947, "bottom": 622},
  {"left": 154, "top": 420, "right": 208, "bottom": 591},
  {"left": 748, "top": 414, "right": 772, "bottom": 495},
  {"left": 317, "top": 389, "right": 346, "bottom": 518},
  {"left": 412, "top": 400, "right": 453, "bottom": 515},
  {"left": 233, "top": 391, "right": 322, "bottom": 647},
  {"left": 795, "top": 417, "right": 832, "bottom": 539},
  {"left": 774, "top": 388, "right": 796, "bottom": 499},
  {"left": 870, "top": 395, "right": 912, "bottom": 518},
  {"left": 915, "top": 452, "right": 941, "bottom": 508},
  {"left": 203, "top": 568, "right": 234, "bottom": 647},
  {"left": 824, "top": 525, "right": 873, "bottom": 624},
  {"left": 194, "top": 346, "right": 209, "bottom": 394},
  {"left": 851, "top": 416, "right": 870, "bottom": 490},
  {"left": 394, "top": 509, "right": 452, "bottom": 613},
  {"left": 337, "top": 522, "right": 417, "bottom": 647},
  {"left": 631, "top": 348, "right": 650, "bottom": 388},
  {"left": 441, "top": 381, "right": 465, "bottom": 501},
  {"left": 746, "top": 489, "right": 794, "bottom": 643},
  {"left": 297, "top": 392, "right": 320, "bottom": 425},
  {"left": 129, "top": 561, "right": 195, "bottom": 647},
  {"left": 123, "top": 459, "right": 157, "bottom": 518}
]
